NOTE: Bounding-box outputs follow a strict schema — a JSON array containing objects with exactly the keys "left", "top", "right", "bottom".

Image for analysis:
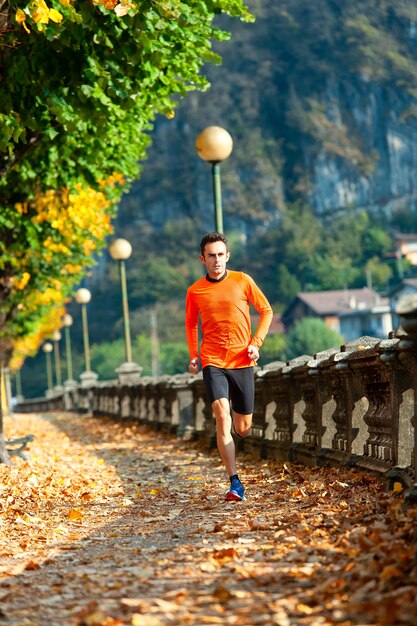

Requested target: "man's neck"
[{"left": 206, "top": 270, "right": 227, "bottom": 283}]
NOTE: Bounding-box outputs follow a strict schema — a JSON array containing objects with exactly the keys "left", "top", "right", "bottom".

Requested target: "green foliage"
[
  {"left": 365, "top": 257, "right": 393, "bottom": 291},
  {"left": 129, "top": 256, "right": 190, "bottom": 307},
  {"left": 86, "top": 334, "right": 189, "bottom": 379},
  {"left": 134, "top": 334, "right": 188, "bottom": 376},
  {"left": 1, "top": 0, "right": 253, "bottom": 196},
  {"left": 247, "top": 206, "right": 395, "bottom": 309},
  {"left": 159, "top": 341, "right": 189, "bottom": 375},
  {"left": 285, "top": 318, "right": 344, "bottom": 361},
  {"left": 9, "top": 0, "right": 417, "bottom": 396},
  {"left": 258, "top": 333, "right": 287, "bottom": 366},
  {"left": 0, "top": 0, "right": 252, "bottom": 363},
  {"left": 90, "top": 339, "right": 126, "bottom": 381}
]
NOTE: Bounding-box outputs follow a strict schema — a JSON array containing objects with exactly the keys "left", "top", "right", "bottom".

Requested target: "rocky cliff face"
[
  {"left": 309, "top": 80, "right": 417, "bottom": 219},
  {"left": 116, "top": 2, "right": 417, "bottom": 234}
]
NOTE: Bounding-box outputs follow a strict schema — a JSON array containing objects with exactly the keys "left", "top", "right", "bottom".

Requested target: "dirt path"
[{"left": 1, "top": 412, "right": 416, "bottom": 626}]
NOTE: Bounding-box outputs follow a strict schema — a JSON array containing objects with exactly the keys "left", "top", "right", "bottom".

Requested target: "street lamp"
[
  {"left": 52, "top": 329, "right": 63, "bottom": 391},
  {"left": 75, "top": 287, "right": 98, "bottom": 387},
  {"left": 42, "top": 342, "right": 53, "bottom": 396},
  {"left": 109, "top": 238, "right": 142, "bottom": 383},
  {"left": 14, "top": 368, "right": 24, "bottom": 403},
  {"left": 62, "top": 313, "right": 76, "bottom": 387},
  {"left": 195, "top": 126, "right": 233, "bottom": 234}
]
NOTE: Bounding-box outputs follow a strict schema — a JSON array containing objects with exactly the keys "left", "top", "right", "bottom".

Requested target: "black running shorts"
[{"left": 202, "top": 365, "right": 255, "bottom": 415}]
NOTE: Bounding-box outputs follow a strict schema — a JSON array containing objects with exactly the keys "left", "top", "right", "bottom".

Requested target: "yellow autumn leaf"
[
  {"left": 68, "top": 508, "right": 84, "bottom": 521},
  {"left": 393, "top": 481, "right": 403, "bottom": 493},
  {"left": 31, "top": 0, "right": 50, "bottom": 24},
  {"left": 15, "top": 8, "right": 31, "bottom": 32},
  {"left": 296, "top": 603, "right": 314, "bottom": 615},
  {"left": 48, "top": 7, "right": 63, "bottom": 22},
  {"left": 15, "top": 8, "right": 26, "bottom": 23}
]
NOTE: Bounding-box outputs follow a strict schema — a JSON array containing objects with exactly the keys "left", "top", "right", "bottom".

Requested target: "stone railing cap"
[
  {"left": 283, "top": 355, "right": 312, "bottom": 374},
  {"left": 396, "top": 294, "right": 417, "bottom": 316},
  {"left": 307, "top": 347, "right": 339, "bottom": 369},
  {"left": 378, "top": 338, "right": 399, "bottom": 350},
  {"left": 340, "top": 336, "right": 381, "bottom": 352},
  {"left": 262, "top": 361, "right": 287, "bottom": 377}
]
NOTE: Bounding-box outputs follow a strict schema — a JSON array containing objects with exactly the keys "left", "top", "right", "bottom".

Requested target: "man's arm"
[
  {"left": 246, "top": 275, "right": 273, "bottom": 349},
  {"left": 185, "top": 289, "right": 200, "bottom": 373}
]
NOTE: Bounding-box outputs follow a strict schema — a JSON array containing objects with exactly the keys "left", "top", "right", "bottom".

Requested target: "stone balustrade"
[{"left": 15, "top": 303, "right": 417, "bottom": 497}]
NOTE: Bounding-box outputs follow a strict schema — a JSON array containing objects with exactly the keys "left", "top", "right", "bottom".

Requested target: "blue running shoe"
[{"left": 225, "top": 476, "right": 245, "bottom": 501}]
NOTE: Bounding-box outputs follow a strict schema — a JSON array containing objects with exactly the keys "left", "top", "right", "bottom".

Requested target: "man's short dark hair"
[{"left": 200, "top": 232, "right": 228, "bottom": 256}]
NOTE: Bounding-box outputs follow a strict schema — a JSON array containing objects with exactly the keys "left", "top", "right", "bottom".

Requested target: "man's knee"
[
  {"left": 234, "top": 425, "right": 250, "bottom": 438},
  {"left": 233, "top": 413, "right": 252, "bottom": 437},
  {"left": 212, "top": 398, "right": 230, "bottom": 421}
]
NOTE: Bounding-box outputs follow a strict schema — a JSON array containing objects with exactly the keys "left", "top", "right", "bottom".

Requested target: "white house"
[{"left": 282, "top": 288, "right": 393, "bottom": 342}]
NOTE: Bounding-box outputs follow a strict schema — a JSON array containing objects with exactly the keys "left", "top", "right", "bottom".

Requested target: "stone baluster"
[
  {"left": 240, "top": 366, "right": 274, "bottom": 458},
  {"left": 347, "top": 337, "right": 408, "bottom": 477},
  {"left": 290, "top": 351, "right": 336, "bottom": 465},
  {"left": 104, "top": 384, "right": 111, "bottom": 416},
  {"left": 120, "top": 384, "right": 132, "bottom": 419},
  {"left": 144, "top": 379, "right": 157, "bottom": 423},
  {"left": 136, "top": 377, "right": 152, "bottom": 423},
  {"left": 155, "top": 376, "right": 171, "bottom": 430},
  {"left": 134, "top": 379, "right": 147, "bottom": 422},
  {"left": 317, "top": 337, "right": 377, "bottom": 465},
  {"left": 128, "top": 384, "right": 139, "bottom": 421},
  {"left": 190, "top": 373, "right": 214, "bottom": 445},
  {"left": 394, "top": 295, "right": 417, "bottom": 493},
  {"left": 163, "top": 380, "right": 179, "bottom": 434},
  {"left": 263, "top": 361, "right": 298, "bottom": 460},
  {"left": 171, "top": 373, "right": 194, "bottom": 439}
]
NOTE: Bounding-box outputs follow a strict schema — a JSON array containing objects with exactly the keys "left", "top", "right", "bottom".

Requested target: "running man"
[{"left": 185, "top": 232, "right": 273, "bottom": 501}]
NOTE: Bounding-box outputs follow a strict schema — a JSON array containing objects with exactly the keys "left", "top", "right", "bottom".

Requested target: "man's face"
[{"left": 200, "top": 241, "right": 230, "bottom": 279}]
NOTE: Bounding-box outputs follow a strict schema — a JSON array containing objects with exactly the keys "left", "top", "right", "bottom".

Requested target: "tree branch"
[{"left": 0, "top": 132, "right": 42, "bottom": 180}]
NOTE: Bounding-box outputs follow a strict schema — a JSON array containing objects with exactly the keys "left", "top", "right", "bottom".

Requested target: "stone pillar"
[
  {"left": 171, "top": 374, "right": 194, "bottom": 439},
  {"left": 289, "top": 351, "right": 336, "bottom": 466},
  {"left": 241, "top": 366, "right": 274, "bottom": 459},
  {"left": 394, "top": 294, "right": 417, "bottom": 494},
  {"left": 264, "top": 361, "right": 294, "bottom": 460},
  {"left": 190, "top": 373, "right": 214, "bottom": 446},
  {"left": 317, "top": 337, "right": 377, "bottom": 466},
  {"left": 347, "top": 337, "right": 410, "bottom": 478},
  {"left": 116, "top": 361, "right": 143, "bottom": 385}
]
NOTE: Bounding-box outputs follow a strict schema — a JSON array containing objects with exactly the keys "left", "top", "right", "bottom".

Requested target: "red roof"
[
  {"left": 252, "top": 312, "right": 283, "bottom": 335},
  {"left": 294, "top": 288, "right": 388, "bottom": 315}
]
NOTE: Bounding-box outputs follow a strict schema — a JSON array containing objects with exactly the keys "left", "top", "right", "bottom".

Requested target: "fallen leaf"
[{"left": 68, "top": 509, "right": 84, "bottom": 521}]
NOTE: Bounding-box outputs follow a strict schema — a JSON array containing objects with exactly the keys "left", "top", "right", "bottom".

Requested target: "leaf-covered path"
[{"left": 1, "top": 412, "right": 416, "bottom": 626}]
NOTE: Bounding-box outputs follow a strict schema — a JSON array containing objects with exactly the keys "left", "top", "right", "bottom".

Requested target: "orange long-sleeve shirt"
[{"left": 185, "top": 270, "right": 273, "bottom": 369}]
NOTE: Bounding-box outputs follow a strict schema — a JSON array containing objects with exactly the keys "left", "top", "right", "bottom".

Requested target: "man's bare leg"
[
  {"left": 212, "top": 398, "right": 236, "bottom": 476},
  {"left": 212, "top": 400, "right": 253, "bottom": 476},
  {"left": 232, "top": 412, "right": 252, "bottom": 438}
]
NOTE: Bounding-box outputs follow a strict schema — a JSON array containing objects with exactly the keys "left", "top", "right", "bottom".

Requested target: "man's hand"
[
  {"left": 188, "top": 358, "right": 199, "bottom": 375},
  {"left": 247, "top": 344, "right": 259, "bottom": 362}
]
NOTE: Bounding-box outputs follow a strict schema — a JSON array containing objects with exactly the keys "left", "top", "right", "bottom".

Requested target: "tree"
[
  {"left": 285, "top": 318, "right": 344, "bottom": 361},
  {"left": 258, "top": 333, "right": 287, "bottom": 366},
  {"left": 0, "top": 0, "right": 253, "bottom": 463}
]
